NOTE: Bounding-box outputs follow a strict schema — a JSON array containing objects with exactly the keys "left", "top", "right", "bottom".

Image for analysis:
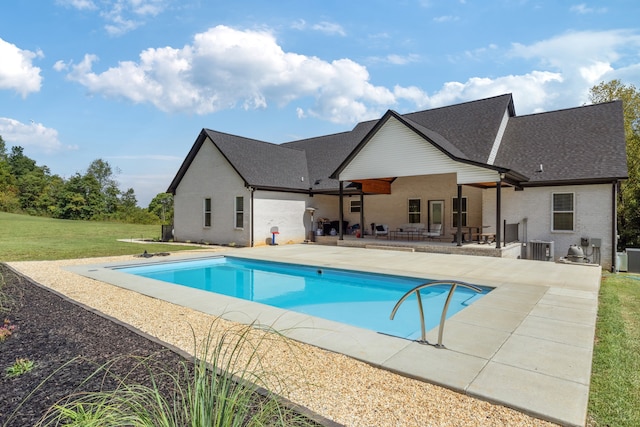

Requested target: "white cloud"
[
  {"left": 394, "top": 71, "right": 563, "bottom": 113},
  {"left": 413, "top": 30, "right": 640, "bottom": 114},
  {"left": 292, "top": 19, "right": 346, "bottom": 36},
  {"left": 56, "top": 0, "right": 168, "bottom": 36},
  {"left": 55, "top": 0, "right": 97, "bottom": 10},
  {"left": 509, "top": 30, "right": 638, "bottom": 71},
  {"left": 0, "top": 118, "right": 75, "bottom": 153},
  {"left": 433, "top": 15, "right": 459, "bottom": 23},
  {"left": 60, "top": 26, "right": 640, "bottom": 124},
  {"left": 62, "top": 25, "right": 396, "bottom": 123},
  {"left": 387, "top": 54, "right": 421, "bottom": 65},
  {"left": 0, "top": 38, "right": 43, "bottom": 97},
  {"left": 311, "top": 21, "right": 346, "bottom": 36},
  {"left": 290, "top": 19, "right": 306, "bottom": 31},
  {"left": 570, "top": 4, "right": 607, "bottom": 14},
  {"left": 509, "top": 29, "right": 640, "bottom": 107},
  {"left": 53, "top": 60, "right": 68, "bottom": 72}
]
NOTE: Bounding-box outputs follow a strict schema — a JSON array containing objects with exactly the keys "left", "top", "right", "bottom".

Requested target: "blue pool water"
[{"left": 120, "top": 257, "right": 490, "bottom": 340}]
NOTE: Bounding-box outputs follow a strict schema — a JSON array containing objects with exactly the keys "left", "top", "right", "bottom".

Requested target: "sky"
[{"left": 1, "top": 1, "right": 639, "bottom": 207}]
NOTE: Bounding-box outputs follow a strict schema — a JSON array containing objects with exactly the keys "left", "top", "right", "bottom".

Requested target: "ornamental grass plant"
[{"left": 35, "top": 320, "right": 317, "bottom": 427}]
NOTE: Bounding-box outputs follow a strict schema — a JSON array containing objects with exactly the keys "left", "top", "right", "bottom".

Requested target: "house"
[{"left": 167, "top": 94, "right": 627, "bottom": 270}]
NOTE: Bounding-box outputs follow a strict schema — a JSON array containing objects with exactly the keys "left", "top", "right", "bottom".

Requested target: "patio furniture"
[
  {"left": 374, "top": 224, "right": 389, "bottom": 238},
  {"left": 393, "top": 223, "right": 426, "bottom": 240},
  {"left": 479, "top": 233, "right": 496, "bottom": 244},
  {"left": 421, "top": 223, "right": 442, "bottom": 239}
]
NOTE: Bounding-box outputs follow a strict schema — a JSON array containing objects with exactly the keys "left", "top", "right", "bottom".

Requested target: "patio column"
[
  {"left": 495, "top": 180, "right": 502, "bottom": 249},
  {"left": 359, "top": 192, "right": 365, "bottom": 238},
  {"left": 339, "top": 181, "right": 344, "bottom": 240},
  {"left": 456, "top": 184, "right": 463, "bottom": 246}
]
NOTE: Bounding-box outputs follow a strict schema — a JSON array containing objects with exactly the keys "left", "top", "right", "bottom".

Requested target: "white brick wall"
[
  {"left": 483, "top": 183, "right": 615, "bottom": 269},
  {"left": 173, "top": 139, "right": 250, "bottom": 245}
]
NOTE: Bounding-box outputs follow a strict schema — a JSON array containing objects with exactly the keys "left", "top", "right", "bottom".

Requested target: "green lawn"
[
  {"left": 588, "top": 272, "right": 640, "bottom": 426},
  {"left": 0, "top": 212, "right": 202, "bottom": 261}
]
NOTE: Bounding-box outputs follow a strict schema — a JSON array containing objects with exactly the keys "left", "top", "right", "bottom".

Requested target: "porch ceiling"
[{"left": 351, "top": 178, "right": 394, "bottom": 195}]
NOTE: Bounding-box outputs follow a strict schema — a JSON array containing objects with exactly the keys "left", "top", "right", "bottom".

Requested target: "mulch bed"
[{"left": 0, "top": 264, "right": 328, "bottom": 427}]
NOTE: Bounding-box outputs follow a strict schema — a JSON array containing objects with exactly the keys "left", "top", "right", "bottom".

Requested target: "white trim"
[
  {"left": 551, "top": 192, "right": 575, "bottom": 232},
  {"left": 487, "top": 108, "right": 510, "bottom": 165},
  {"left": 234, "top": 195, "right": 244, "bottom": 229},
  {"left": 203, "top": 197, "right": 212, "bottom": 228},
  {"left": 408, "top": 198, "right": 421, "bottom": 223},
  {"left": 338, "top": 117, "right": 501, "bottom": 184}
]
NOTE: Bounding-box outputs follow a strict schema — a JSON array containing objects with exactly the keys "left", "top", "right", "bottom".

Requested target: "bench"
[{"left": 392, "top": 223, "right": 426, "bottom": 240}]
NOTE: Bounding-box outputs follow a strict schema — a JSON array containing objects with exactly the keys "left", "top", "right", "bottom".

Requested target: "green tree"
[
  {"left": 86, "top": 159, "right": 121, "bottom": 214},
  {"left": 590, "top": 80, "right": 640, "bottom": 248},
  {"left": 55, "top": 173, "right": 103, "bottom": 220},
  {"left": 148, "top": 193, "right": 173, "bottom": 224},
  {"left": 0, "top": 136, "right": 20, "bottom": 212}
]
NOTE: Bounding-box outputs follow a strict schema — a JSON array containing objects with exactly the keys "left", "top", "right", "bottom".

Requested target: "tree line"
[{"left": 0, "top": 137, "right": 173, "bottom": 224}]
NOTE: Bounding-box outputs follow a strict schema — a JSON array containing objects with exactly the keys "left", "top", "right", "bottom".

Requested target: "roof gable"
[
  {"left": 403, "top": 93, "right": 515, "bottom": 163},
  {"left": 167, "top": 129, "right": 310, "bottom": 193},
  {"left": 335, "top": 113, "right": 502, "bottom": 185}
]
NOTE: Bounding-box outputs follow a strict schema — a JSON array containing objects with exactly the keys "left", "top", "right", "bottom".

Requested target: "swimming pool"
[{"left": 120, "top": 256, "right": 491, "bottom": 340}]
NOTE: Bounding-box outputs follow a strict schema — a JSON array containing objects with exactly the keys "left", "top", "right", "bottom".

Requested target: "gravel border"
[{"left": 7, "top": 252, "right": 558, "bottom": 427}]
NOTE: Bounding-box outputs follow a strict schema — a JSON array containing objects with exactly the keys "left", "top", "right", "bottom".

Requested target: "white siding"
[
  {"left": 339, "top": 117, "right": 500, "bottom": 184},
  {"left": 483, "top": 184, "right": 615, "bottom": 269}
]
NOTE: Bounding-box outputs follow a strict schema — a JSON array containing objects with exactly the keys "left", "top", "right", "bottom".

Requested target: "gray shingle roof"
[
  {"left": 403, "top": 94, "right": 515, "bottom": 163},
  {"left": 168, "top": 95, "right": 627, "bottom": 194},
  {"left": 203, "top": 129, "right": 310, "bottom": 190},
  {"left": 167, "top": 129, "right": 310, "bottom": 193},
  {"left": 281, "top": 121, "right": 376, "bottom": 191},
  {"left": 495, "top": 100, "right": 628, "bottom": 183}
]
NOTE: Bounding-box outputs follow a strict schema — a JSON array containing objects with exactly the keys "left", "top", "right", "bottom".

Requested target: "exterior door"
[{"left": 429, "top": 200, "right": 444, "bottom": 234}]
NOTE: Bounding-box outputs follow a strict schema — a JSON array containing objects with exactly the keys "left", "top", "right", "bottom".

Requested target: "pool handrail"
[{"left": 390, "top": 280, "right": 483, "bottom": 348}]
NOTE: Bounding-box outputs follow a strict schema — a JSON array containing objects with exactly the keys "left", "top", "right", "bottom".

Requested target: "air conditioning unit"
[{"left": 528, "top": 240, "right": 554, "bottom": 261}]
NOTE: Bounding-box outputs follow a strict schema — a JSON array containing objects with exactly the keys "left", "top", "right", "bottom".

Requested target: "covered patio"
[{"left": 328, "top": 111, "right": 527, "bottom": 254}]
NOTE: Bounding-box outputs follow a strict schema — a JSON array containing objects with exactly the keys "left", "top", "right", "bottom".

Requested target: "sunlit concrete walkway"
[{"left": 68, "top": 245, "right": 601, "bottom": 426}]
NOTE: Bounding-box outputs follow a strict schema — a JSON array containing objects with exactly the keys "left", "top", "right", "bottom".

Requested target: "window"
[
  {"left": 553, "top": 193, "right": 574, "bottom": 231},
  {"left": 350, "top": 199, "right": 361, "bottom": 213},
  {"left": 203, "top": 198, "right": 212, "bottom": 227},
  {"left": 235, "top": 196, "right": 244, "bottom": 228},
  {"left": 408, "top": 198, "right": 421, "bottom": 223},
  {"left": 452, "top": 197, "right": 467, "bottom": 227}
]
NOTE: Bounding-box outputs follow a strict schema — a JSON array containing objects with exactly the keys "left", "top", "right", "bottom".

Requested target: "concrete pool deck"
[{"left": 65, "top": 245, "right": 601, "bottom": 426}]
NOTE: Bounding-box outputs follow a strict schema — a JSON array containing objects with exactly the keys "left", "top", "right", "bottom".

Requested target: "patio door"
[{"left": 428, "top": 200, "right": 444, "bottom": 234}]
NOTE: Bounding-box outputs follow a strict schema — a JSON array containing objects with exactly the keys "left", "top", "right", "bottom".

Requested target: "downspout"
[
  {"left": 612, "top": 180, "right": 618, "bottom": 272},
  {"left": 249, "top": 186, "right": 254, "bottom": 247},
  {"left": 495, "top": 180, "right": 502, "bottom": 249},
  {"left": 339, "top": 181, "right": 344, "bottom": 240}
]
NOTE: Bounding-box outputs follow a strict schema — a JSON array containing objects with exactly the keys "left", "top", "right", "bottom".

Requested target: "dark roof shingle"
[
  {"left": 495, "top": 101, "right": 628, "bottom": 183},
  {"left": 168, "top": 95, "right": 627, "bottom": 194}
]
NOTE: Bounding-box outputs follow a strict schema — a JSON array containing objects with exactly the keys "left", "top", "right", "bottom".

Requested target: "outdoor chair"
[
  {"left": 374, "top": 224, "right": 389, "bottom": 238},
  {"left": 421, "top": 223, "right": 442, "bottom": 239}
]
